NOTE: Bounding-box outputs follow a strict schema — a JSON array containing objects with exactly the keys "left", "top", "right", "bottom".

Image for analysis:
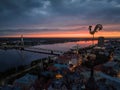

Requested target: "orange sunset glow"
[
  {"left": 1, "top": 24, "right": 120, "bottom": 38},
  {"left": 2, "top": 30, "right": 120, "bottom": 38}
]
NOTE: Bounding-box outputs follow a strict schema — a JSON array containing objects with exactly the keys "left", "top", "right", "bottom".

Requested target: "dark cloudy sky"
[{"left": 0, "top": 0, "right": 120, "bottom": 37}]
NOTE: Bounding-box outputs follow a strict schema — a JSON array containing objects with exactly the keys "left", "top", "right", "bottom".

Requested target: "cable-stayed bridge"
[
  {"left": 0, "top": 35, "right": 64, "bottom": 55},
  {"left": 24, "top": 47, "right": 64, "bottom": 56}
]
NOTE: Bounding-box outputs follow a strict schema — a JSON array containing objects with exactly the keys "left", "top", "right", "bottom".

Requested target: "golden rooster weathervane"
[{"left": 88, "top": 24, "right": 103, "bottom": 45}]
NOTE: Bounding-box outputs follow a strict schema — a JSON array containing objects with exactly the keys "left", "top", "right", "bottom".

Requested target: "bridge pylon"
[{"left": 20, "top": 35, "right": 24, "bottom": 50}]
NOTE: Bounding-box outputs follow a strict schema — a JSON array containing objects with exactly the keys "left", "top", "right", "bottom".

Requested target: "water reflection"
[
  {"left": 0, "top": 49, "right": 50, "bottom": 72},
  {"left": 0, "top": 40, "right": 97, "bottom": 72},
  {"left": 33, "top": 40, "right": 97, "bottom": 51}
]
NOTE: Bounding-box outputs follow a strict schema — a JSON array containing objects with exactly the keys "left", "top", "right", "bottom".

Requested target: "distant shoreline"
[{"left": 0, "top": 37, "right": 120, "bottom": 39}]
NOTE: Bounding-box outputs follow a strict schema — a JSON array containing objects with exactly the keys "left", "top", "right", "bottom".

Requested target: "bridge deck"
[
  {"left": 0, "top": 45, "right": 64, "bottom": 55},
  {"left": 24, "top": 49, "right": 60, "bottom": 56}
]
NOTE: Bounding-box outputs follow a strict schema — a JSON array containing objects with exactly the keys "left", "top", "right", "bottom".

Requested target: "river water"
[{"left": 0, "top": 40, "right": 97, "bottom": 72}]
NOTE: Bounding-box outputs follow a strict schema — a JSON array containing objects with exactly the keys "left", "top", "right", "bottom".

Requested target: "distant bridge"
[
  {"left": 0, "top": 35, "right": 64, "bottom": 55},
  {"left": 24, "top": 47, "right": 64, "bottom": 56},
  {"left": 0, "top": 45, "right": 64, "bottom": 55}
]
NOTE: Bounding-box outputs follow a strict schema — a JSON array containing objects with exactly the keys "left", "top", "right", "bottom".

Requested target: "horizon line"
[{"left": 0, "top": 36, "right": 120, "bottom": 39}]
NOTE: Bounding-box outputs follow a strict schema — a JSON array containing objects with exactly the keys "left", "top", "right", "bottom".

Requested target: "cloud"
[
  {"left": 0, "top": 0, "right": 120, "bottom": 36},
  {"left": 0, "top": 26, "right": 87, "bottom": 36},
  {"left": 0, "top": 0, "right": 50, "bottom": 26},
  {"left": 1, "top": 0, "right": 120, "bottom": 25}
]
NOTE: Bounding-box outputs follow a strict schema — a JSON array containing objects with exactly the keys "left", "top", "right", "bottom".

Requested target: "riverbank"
[
  {"left": 1, "top": 39, "right": 120, "bottom": 89},
  {"left": 0, "top": 43, "right": 95, "bottom": 86},
  {"left": 0, "top": 56, "right": 54, "bottom": 86},
  {"left": 0, "top": 40, "right": 98, "bottom": 86}
]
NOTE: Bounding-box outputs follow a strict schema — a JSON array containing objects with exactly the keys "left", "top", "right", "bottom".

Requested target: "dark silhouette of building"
[{"left": 98, "top": 37, "right": 104, "bottom": 46}]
